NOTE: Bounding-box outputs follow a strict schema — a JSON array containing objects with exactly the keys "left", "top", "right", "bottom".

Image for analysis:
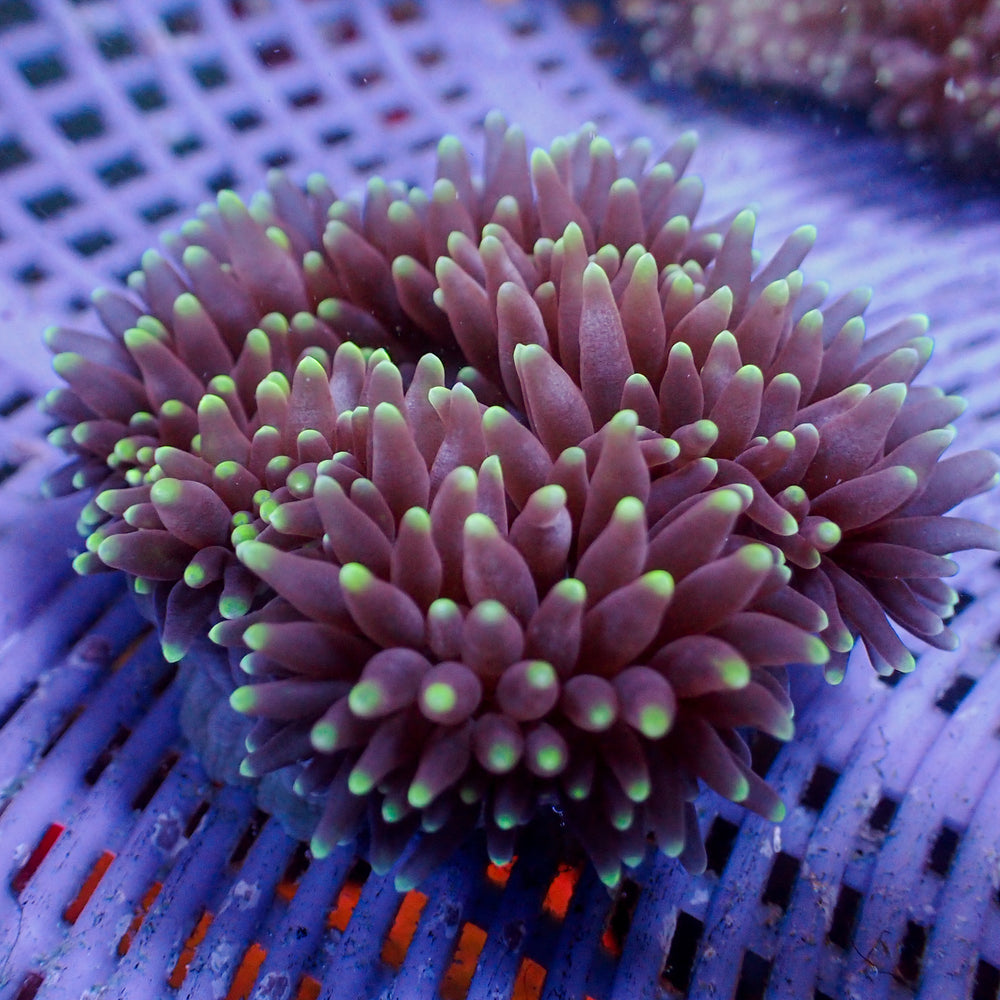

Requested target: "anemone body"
[{"left": 44, "top": 113, "right": 1000, "bottom": 888}]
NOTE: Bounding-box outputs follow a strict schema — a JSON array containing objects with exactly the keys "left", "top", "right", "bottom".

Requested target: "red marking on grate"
[
  {"left": 117, "top": 880, "right": 162, "bottom": 956},
  {"left": 601, "top": 878, "right": 641, "bottom": 957},
  {"left": 168, "top": 908, "right": 213, "bottom": 988},
  {"left": 327, "top": 862, "right": 369, "bottom": 931},
  {"left": 485, "top": 858, "right": 515, "bottom": 887},
  {"left": 275, "top": 841, "right": 310, "bottom": 903},
  {"left": 225, "top": 941, "right": 267, "bottom": 1000},
  {"left": 513, "top": 957, "right": 547, "bottom": 999},
  {"left": 327, "top": 877, "right": 363, "bottom": 932},
  {"left": 382, "top": 106, "right": 410, "bottom": 125},
  {"left": 381, "top": 890, "right": 428, "bottom": 968},
  {"left": 440, "top": 922, "right": 487, "bottom": 1000},
  {"left": 542, "top": 864, "right": 582, "bottom": 920},
  {"left": 63, "top": 849, "right": 116, "bottom": 923},
  {"left": 294, "top": 974, "right": 321, "bottom": 1000},
  {"left": 13, "top": 972, "right": 44, "bottom": 1000},
  {"left": 12, "top": 823, "right": 65, "bottom": 895}
]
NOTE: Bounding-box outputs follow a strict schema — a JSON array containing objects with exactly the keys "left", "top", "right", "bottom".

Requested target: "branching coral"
[
  {"left": 43, "top": 113, "right": 999, "bottom": 888},
  {"left": 618, "top": 0, "right": 1000, "bottom": 169}
]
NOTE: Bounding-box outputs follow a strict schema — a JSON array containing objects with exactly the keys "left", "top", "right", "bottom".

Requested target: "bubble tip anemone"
[{"left": 42, "top": 112, "right": 1000, "bottom": 892}]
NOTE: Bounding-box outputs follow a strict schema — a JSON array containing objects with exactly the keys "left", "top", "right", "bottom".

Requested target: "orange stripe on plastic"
[
  {"left": 117, "top": 880, "right": 162, "bottom": 956},
  {"left": 513, "top": 956, "right": 547, "bottom": 999},
  {"left": 440, "top": 922, "right": 487, "bottom": 1000},
  {"left": 485, "top": 858, "right": 515, "bottom": 887},
  {"left": 293, "top": 974, "right": 322, "bottom": 1000},
  {"left": 168, "top": 909, "right": 214, "bottom": 988},
  {"left": 224, "top": 941, "right": 267, "bottom": 1000},
  {"left": 381, "top": 890, "right": 428, "bottom": 968},
  {"left": 11, "top": 823, "right": 65, "bottom": 895},
  {"left": 63, "top": 850, "right": 116, "bottom": 923},
  {"left": 542, "top": 864, "right": 582, "bottom": 920},
  {"left": 327, "top": 875, "right": 364, "bottom": 931}
]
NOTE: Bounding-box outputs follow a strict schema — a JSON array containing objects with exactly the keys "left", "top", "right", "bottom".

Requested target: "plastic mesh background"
[{"left": 1, "top": 2, "right": 1000, "bottom": 999}]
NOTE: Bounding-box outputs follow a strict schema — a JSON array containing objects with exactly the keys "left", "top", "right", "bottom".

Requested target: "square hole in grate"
[
  {"left": 510, "top": 16, "right": 541, "bottom": 36},
  {"left": 321, "top": 126, "right": 352, "bottom": 147},
  {"left": 98, "top": 153, "right": 146, "bottom": 187},
  {"left": 230, "top": 0, "right": 270, "bottom": 18},
  {"left": 704, "top": 816, "right": 739, "bottom": 874},
  {"left": 762, "top": 852, "right": 800, "bottom": 912},
  {"left": 602, "top": 879, "right": 641, "bottom": 956},
  {"left": 382, "top": 106, "right": 411, "bottom": 126},
  {"left": 441, "top": 83, "right": 469, "bottom": 103},
  {"left": 322, "top": 15, "right": 359, "bottom": 46},
  {"left": 0, "top": 135, "right": 31, "bottom": 172},
  {"left": 141, "top": 198, "right": 180, "bottom": 224},
  {"left": 70, "top": 229, "right": 116, "bottom": 257},
  {"left": 0, "top": 457, "right": 21, "bottom": 486},
  {"left": 192, "top": 59, "right": 228, "bottom": 89},
  {"left": 171, "top": 134, "right": 203, "bottom": 158},
  {"left": 936, "top": 674, "right": 976, "bottom": 713},
  {"left": 827, "top": 884, "right": 861, "bottom": 949},
  {"left": 927, "top": 824, "right": 961, "bottom": 877},
  {"left": 410, "top": 134, "right": 439, "bottom": 154},
  {"left": 564, "top": 0, "right": 603, "bottom": 27},
  {"left": 131, "top": 751, "right": 180, "bottom": 811},
  {"left": 206, "top": 167, "right": 238, "bottom": 193},
  {"left": 877, "top": 668, "right": 906, "bottom": 688},
  {"left": 229, "top": 108, "right": 263, "bottom": 132},
  {"left": 288, "top": 87, "right": 322, "bottom": 109},
  {"left": 0, "top": 388, "right": 33, "bottom": 417},
  {"left": 24, "top": 187, "right": 78, "bottom": 220},
  {"left": 973, "top": 960, "right": 1000, "bottom": 1000},
  {"left": 951, "top": 590, "right": 975, "bottom": 617},
  {"left": 0, "top": 0, "right": 36, "bottom": 31},
  {"left": 868, "top": 794, "right": 899, "bottom": 833},
  {"left": 353, "top": 154, "right": 386, "bottom": 174},
  {"left": 661, "top": 911, "right": 704, "bottom": 994},
  {"left": 350, "top": 67, "right": 382, "bottom": 88},
  {"left": 96, "top": 28, "right": 137, "bottom": 61},
  {"left": 261, "top": 149, "right": 292, "bottom": 169},
  {"left": 229, "top": 809, "right": 268, "bottom": 868},
  {"left": 163, "top": 4, "right": 201, "bottom": 34},
  {"left": 386, "top": 0, "right": 422, "bottom": 22},
  {"left": 895, "top": 921, "right": 928, "bottom": 985},
  {"left": 130, "top": 81, "right": 168, "bottom": 111},
  {"left": 84, "top": 724, "right": 131, "bottom": 783},
  {"left": 257, "top": 38, "right": 294, "bottom": 68},
  {"left": 16, "top": 261, "right": 48, "bottom": 285},
  {"left": 735, "top": 951, "right": 771, "bottom": 1000},
  {"left": 57, "top": 107, "right": 106, "bottom": 142},
  {"left": 19, "top": 50, "right": 68, "bottom": 88},
  {"left": 800, "top": 764, "right": 839, "bottom": 812},
  {"left": 413, "top": 45, "right": 443, "bottom": 67},
  {"left": 749, "top": 730, "right": 783, "bottom": 776}
]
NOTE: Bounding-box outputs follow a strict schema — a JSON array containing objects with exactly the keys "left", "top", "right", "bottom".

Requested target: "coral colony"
[
  {"left": 619, "top": 0, "right": 1000, "bottom": 169},
  {"left": 44, "top": 113, "right": 999, "bottom": 890}
]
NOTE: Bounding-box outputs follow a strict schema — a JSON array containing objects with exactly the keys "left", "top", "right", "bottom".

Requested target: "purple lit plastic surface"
[{"left": 1, "top": 2, "right": 1000, "bottom": 999}]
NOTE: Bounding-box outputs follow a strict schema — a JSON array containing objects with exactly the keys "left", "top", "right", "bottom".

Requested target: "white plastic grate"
[{"left": 2, "top": 2, "right": 1000, "bottom": 999}]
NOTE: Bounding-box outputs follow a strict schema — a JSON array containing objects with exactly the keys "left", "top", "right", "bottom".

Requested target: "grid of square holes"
[{"left": 0, "top": 0, "right": 595, "bottom": 321}]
